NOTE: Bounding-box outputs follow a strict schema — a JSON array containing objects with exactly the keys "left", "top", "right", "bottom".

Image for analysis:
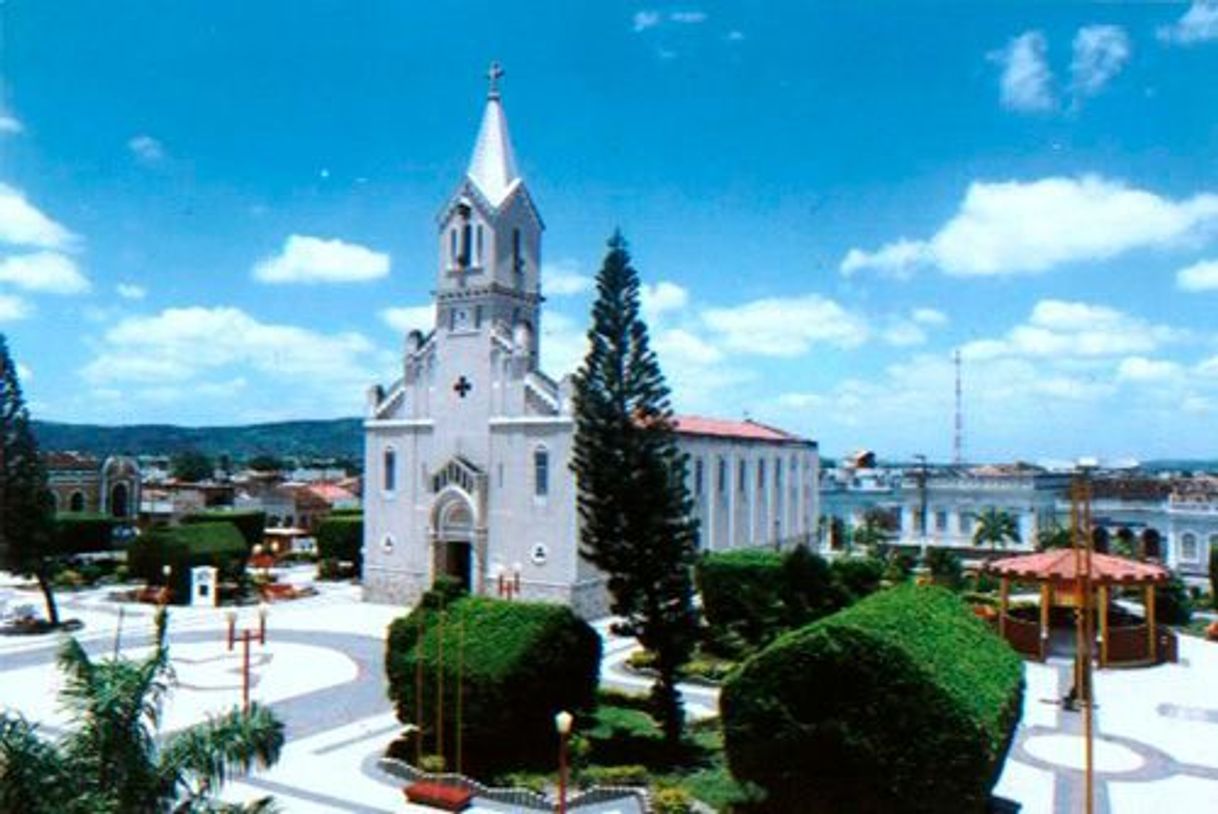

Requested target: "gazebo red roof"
[{"left": 985, "top": 550, "right": 1169, "bottom": 585}]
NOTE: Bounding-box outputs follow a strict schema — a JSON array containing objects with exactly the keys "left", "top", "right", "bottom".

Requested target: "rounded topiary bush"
[
  {"left": 315, "top": 515, "right": 363, "bottom": 575},
  {"left": 385, "top": 595, "right": 601, "bottom": 773},
  {"left": 721, "top": 584, "right": 1024, "bottom": 813}
]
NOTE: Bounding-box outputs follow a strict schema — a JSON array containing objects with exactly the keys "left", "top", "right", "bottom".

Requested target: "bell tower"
[{"left": 435, "top": 62, "right": 544, "bottom": 361}]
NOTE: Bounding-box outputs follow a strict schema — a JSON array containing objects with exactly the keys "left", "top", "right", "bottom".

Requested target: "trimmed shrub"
[
  {"left": 53, "top": 513, "right": 118, "bottom": 554},
  {"left": 696, "top": 546, "right": 840, "bottom": 648},
  {"left": 182, "top": 509, "right": 266, "bottom": 549},
  {"left": 1155, "top": 575, "right": 1192, "bottom": 626},
  {"left": 316, "top": 515, "right": 363, "bottom": 576},
  {"left": 828, "top": 556, "right": 884, "bottom": 602},
  {"left": 127, "top": 522, "right": 248, "bottom": 604},
  {"left": 385, "top": 596, "right": 601, "bottom": 773},
  {"left": 721, "top": 584, "right": 1024, "bottom": 813},
  {"left": 925, "top": 547, "right": 964, "bottom": 590}
]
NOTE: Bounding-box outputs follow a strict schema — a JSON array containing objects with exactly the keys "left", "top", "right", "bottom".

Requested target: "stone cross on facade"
[{"left": 453, "top": 375, "right": 473, "bottom": 399}]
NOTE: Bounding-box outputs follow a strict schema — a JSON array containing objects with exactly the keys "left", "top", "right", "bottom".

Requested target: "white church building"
[{"left": 362, "top": 69, "right": 819, "bottom": 617}]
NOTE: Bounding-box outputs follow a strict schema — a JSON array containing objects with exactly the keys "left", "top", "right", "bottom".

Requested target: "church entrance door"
[
  {"left": 110, "top": 483, "right": 129, "bottom": 518},
  {"left": 441, "top": 541, "right": 472, "bottom": 592}
]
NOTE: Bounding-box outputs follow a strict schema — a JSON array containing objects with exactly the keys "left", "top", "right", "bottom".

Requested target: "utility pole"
[
  {"left": 953, "top": 349, "right": 964, "bottom": 466},
  {"left": 1070, "top": 465, "right": 1096, "bottom": 814},
  {"left": 913, "top": 454, "right": 929, "bottom": 559}
]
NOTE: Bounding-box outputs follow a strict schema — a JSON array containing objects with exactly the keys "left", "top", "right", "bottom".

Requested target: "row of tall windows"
[
  {"left": 693, "top": 454, "right": 803, "bottom": 498},
  {"left": 383, "top": 446, "right": 550, "bottom": 498}
]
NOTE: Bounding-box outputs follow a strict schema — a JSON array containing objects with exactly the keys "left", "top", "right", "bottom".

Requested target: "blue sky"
[{"left": 3, "top": 1, "right": 1218, "bottom": 462}]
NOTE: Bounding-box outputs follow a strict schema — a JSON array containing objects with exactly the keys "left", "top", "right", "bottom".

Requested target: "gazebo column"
[
  {"left": 999, "top": 577, "right": 1009, "bottom": 639},
  {"left": 1146, "top": 583, "right": 1157, "bottom": 663},
  {"left": 1039, "top": 582, "right": 1051, "bottom": 661},
  {"left": 1098, "top": 584, "right": 1109, "bottom": 668}
]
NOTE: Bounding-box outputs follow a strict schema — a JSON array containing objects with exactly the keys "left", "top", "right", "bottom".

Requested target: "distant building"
[{"left": 44, "top": 452, "right": 141, "bottom": 519}]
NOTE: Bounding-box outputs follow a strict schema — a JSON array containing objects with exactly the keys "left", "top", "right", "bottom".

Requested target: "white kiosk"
[{"left": 191, "top": 566, "right": 218, "bottom": 607}]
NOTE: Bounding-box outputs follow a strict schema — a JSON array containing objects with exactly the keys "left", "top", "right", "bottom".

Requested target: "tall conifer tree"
[
  {"left": 0, "top": 334, "right": 60, "bottom": 626},
  {"left": 571, "top": 232, "right": 699, "bottom": 745}
]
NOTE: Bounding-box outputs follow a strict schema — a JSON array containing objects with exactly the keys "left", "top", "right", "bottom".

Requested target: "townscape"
[{"left": 3, "top": 3, "right": 1218, "bottom": 813}]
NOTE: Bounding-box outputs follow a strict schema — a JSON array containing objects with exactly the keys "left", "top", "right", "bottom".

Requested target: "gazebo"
[{"left": 984, "top": 550, "right": 1174, "bottom": 667}]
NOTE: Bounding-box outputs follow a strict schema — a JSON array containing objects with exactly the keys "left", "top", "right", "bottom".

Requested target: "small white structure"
[{"left": 190, "top": 566, "right": 218, "bottom": 607}]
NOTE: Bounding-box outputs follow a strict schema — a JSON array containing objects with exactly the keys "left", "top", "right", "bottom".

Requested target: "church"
[{"left": 362, "top": 68, "right": 820, "bottom": 617}]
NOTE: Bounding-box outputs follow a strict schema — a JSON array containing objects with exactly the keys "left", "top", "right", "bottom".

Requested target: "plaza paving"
[{"left": 2, "top": 571, "right": 1216, "bottom": 812}]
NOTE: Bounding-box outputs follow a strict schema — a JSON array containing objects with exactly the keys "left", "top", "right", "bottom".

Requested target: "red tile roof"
[
  {"left": 671, "top": 415, "right": 807, "bottom": 444},
  {"left": 302, "top": 482, "right": 357, "bottom": 504},
  {"left": 985, "top": 550, "right": 1169, "bottom": 585}
]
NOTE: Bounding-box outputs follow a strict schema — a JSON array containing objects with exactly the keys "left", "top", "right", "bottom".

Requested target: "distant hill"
[
  {"left": 1141, "top": 459, "right": 1218, "bottom": 475},
  {"left": 31, "top": 418, "right": 364, "bottom": 462}
]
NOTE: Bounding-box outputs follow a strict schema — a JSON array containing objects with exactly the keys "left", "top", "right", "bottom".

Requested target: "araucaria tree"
[
  {"left": 0, "top": 334, "right": 60, "bottom": 626},
  {"left": 571, "top": 231, "right": 699, "bottom": 746}
]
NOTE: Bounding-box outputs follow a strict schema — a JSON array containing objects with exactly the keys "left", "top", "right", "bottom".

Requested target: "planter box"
[{"left": 404, "top": 781, "right": 474, "bottom": 811}]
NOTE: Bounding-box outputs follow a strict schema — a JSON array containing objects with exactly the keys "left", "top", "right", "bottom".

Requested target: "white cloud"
[
  {"left": 1175, "top": 258, "right": 1218, "bottom": 291},
  {"left": 0, "top": 184, "right": 76, "bottom": 250},
  {"left": 380, "top": 304, "right": 435, "bottom": 334},
  {"left": 640, "top": 281, "right": 689, "bottom": 324},
  {"left": 0, "top": 114, "right": 22, "bottom": 135},
  {"left": 252, "top": 234, "right": 390, "bottom": 284},
  {"left": 654, "top": 327, "right": 722, "bottom": 365},
  {"left": 702, "top": 294, "right": 868, "bottom": 356},
  {"left": 0, "top": 293, "right": 28, "bottom": 321},
  {"left": 1158, "top": 0, "right": 1218, "bottom": 45},
  {"left": 116, "top": 282, "right": 147, "bottom": 300},
  {"left": 0, "top": 252, "right": 89, "bottom": 294},
  {"left": 81, "top": 307, "right": 380, "bottom": 390},
  {"left": 840, "top": 239, "right": 928, "bottom": 279},
  {"left": 881, "top": 320, "right": 928, "bottom": 347},
  {"left": 671, "top": 11, "right": 707, "bottom": 24},
  {"left": 540, "top": 311, "right": 590, "bottom": 377},
  {"left": 633, "top": 10, "right": 661, "bottom": 31},
  {"left": 16, "top": 362, "right": 32, "bottom": 381},
  {"left": 1071, "top": 25, "right": 1130, "bottom": 97},
  {"left": 1116, "top": 356, "right": 1183, "bottom": 383},
  {"left": 542, "top": 260, "right": 592, "bottom": 296},
  {"left": 911, "top": 308, "right": 948, "bottom": 326},
  {"left": 841, "top": 175, "right": 1218, "bottom": 278},
  {"left": 727, "top": 30, "right": 745, "bottom": 42},
  {"left": 128, "top": 134, "right": 165, "bottom": 163},
  {"left": 990, "top": 31, "right": 1055, "bottom": 113},
  {"left": 962, "top": 299, "right": 1180, "bottom": 361}
]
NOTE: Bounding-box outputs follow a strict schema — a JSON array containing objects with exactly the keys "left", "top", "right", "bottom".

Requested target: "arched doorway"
[
  {"left": 433, "top": 492, "right": 475, "bottom": 592},
  {"left": 69, "top": 491, "right": 85, "bottom": 512},
  {"left": 110, "top": 483, "right": 130, "bottom": 518}
]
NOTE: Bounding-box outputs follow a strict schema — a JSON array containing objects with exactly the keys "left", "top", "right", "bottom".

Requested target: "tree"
[
  {"left": 0, "top": 335, "right": 60, "bottom": 626},
  {"left": 246, "top": 454, "right": 284, "bottom": 473},
  {"left": 571, "top": 231, "right": 699, "bottom": 747},
  {"left": 171, "top": 449, "right": 214, "bottom": 483},
  {"left": 0, "top": 610, "right": 284, "bottom": 812},
  {"left": 972, "top": 508, "right": 1021, "bottom": 550},
  {"left": 1036, "top": 522, "right": 1071, "bottom": 551}
]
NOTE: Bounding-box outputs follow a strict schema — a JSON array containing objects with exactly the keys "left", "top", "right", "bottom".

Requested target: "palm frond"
[
  {"left": 158, "top": 703, "right": 285, "bottom": 803},
  {"left": 0, "top": 714, "right": 71, "bottom": 813}
]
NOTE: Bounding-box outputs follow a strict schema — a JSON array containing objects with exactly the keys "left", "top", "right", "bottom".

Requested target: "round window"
[{"left": 530, "top": 543, "right": 548, "bottom": 566}]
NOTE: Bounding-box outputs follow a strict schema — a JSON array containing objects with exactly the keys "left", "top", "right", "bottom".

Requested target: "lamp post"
[
  {"left": 554, "top": 710, "right": 573, "bottom": 814},
  {"left": 258, "top": 602, "right": 269, "bottom": 645},
  {"left": 913, "top": 454, "right": 929, "bottom": 560},
  {"left": 161, "top": 565, "right": 172, "bottom": 605},
  {"left": 226, "top": 609, "right": 237, "bottom": 650}
]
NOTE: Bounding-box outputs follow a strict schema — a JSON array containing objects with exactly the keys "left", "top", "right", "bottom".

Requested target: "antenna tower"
[{"left": 953, "top": 349, "right": 963, "bottom": 465}]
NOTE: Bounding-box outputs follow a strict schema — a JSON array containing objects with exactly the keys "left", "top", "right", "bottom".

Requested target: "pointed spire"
[{"left": 466, "top": 61, "right": 521, "bottom": 207}]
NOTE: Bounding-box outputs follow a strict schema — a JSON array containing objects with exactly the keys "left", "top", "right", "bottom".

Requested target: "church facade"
[{"left": 362, "top": 73, "right": 819, "bottom": 617}]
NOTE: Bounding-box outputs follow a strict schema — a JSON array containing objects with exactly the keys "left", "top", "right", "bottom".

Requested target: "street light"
[
  {"left": 258, "top": 602, "right": 269, "bottom": 646},
  {"left": 554, "top": 710, "right": 573, "bottom": 814},
  {"left": 161, "top": 565, "right": 172, "bottom": 605},
  {"left": 226, "top": 609, "right": 238, "bottom": 650}
]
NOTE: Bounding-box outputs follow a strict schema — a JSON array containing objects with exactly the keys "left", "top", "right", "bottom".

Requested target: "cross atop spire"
[
  {"left": 487, "top": 61, "right": 505, "bottom": 99},
  {"left": 466, "top": 61, "right": 521, "bottom": 206}
]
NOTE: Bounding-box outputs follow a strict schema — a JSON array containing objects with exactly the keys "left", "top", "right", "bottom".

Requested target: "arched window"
[
  {"left": 1180, "top": 532, "right": 1198, "bottom": 561},
  {"left": 460, "top": 222, "right": 472, "bottom": 267},
  {"left": 717, "top": 457, "right": 727, "bottom": 495},
  {"left": 383, "top": 448, "right": 397, "bottom": 492},
  {"left": 738, "top": 460, "right": 747, "bottom": 493},
  {"left": 475, "top": 225, "right": 484, "bottom": 264},
  {"left": 449, "top": 228, "right": 458, "bottom": 263},
  {"left": 694, "top": 459, "right": 704, "bottom": 496},
  {"left": 69, "top": 491, "right": 85, "bottom": 512},
  {"left": 534, "top": 447, "right": 549, "bottom": 497},
  {"left": 512, "top": 229, "right": 523, "bottom": 282}
]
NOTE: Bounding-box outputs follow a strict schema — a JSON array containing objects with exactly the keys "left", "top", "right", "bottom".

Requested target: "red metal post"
[
  {"left": 558, "top": 731, "right": 568, "bottom": 814},
  {"left": 227, "top": 616, "right": 235, "bottom": 651},
  {"left": 242, "top": 629, "right": 251, "bottom": 713}
]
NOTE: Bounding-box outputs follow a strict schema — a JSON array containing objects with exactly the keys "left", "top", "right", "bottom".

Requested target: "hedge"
[
  {"left": 385, "top": 595, "right": 601, "bottom": 773},
  {"left": 316, "top": 515, "right": 363, "bottom": 575},
  {"left": 53, "top": 513, "right": 118, "bottom": 554},
  {"left": 127, "top": 522, "right": 249, "bottom": 604},
  {"left": 181, "top": 509, "right": 266, "bottom": 549},
  {"left": 696, "top": 546, "right": 841, "bottom": 648},
  {"left": 721, "top": 584, "right": 1024, "bottom": 813}
]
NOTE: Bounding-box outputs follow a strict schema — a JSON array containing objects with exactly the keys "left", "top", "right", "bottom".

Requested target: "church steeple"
[{"left": 466, "top": 62, "right": 521, "bottom": 207}]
